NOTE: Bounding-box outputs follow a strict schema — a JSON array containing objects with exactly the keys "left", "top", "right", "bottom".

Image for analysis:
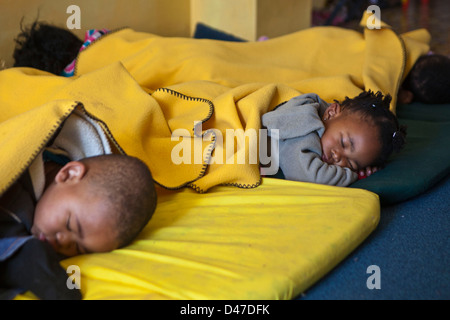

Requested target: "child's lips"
[
  {"left": 37, "top": 232, "right": 58, "bottom": 250},
  {"left": 37, "top": 232, "right": 47, "bottom": 242},
  {"left": 321, "top": 153, "right": 329, "bottom": 163}
]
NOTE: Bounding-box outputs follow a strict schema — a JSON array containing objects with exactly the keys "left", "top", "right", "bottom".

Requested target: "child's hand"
[{"left": 358, "top": 166, "right": 379, "bottom": 179}]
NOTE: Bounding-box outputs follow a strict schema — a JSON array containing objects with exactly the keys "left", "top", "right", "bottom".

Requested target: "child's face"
[
  {"left": 31, "top": 162, "right": 119, "bottom": 257},
  {"left": 321, "top": 103, "right": 381, "bottom": 172}
]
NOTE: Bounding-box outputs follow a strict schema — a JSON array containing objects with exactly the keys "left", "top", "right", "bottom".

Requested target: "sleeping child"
[
  {"left": 0, "top": 153, "right": 157, "bottom": 300},
  {"left": 397, "top": 53, "right": 450, "bottom": 105},
  {"left": 262, "top": 90, "right": 406, "bottom": 186}
]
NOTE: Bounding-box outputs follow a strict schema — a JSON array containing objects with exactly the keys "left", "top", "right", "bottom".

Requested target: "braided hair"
[
  {"left": 13, "top": 20, "right": 82, "bottom": 75},
  {"left": 337, "top": 90, "right": 407, "bottom": 168}
]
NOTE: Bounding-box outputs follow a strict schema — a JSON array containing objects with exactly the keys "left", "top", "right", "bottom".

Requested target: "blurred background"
[{"left": 1, "top": 0, "right": 448, "bottom": 69}]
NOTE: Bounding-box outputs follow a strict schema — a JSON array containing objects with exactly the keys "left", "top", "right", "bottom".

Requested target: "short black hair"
[
  {"left": 404, "top": 54, "right": 450, "bottom": 104},
  {"left": 337, "top": 90, "right": 407, "bottom": 168},
  {"left": 13, "top": 20, "right": 82, "bottom": 75},
  {"left": 81, "top": 154, "right": 157, "bottom": 248}
]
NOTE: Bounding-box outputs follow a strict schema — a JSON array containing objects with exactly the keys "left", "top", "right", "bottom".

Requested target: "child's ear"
[
  {"left": 323, "top": 102, "right": 341, "bottom": 121},
  {"left": 397, "top": 88, "right": 414, "bottom": 105},
  {"left": 55, "top": 161, "right": 87, "bottom": 184}
]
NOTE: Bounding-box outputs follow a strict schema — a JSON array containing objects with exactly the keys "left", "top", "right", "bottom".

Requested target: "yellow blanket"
[
  {"left": 0, "top": 63, "right": 301, "bottom": 193},
  {"left": 75, "top": 14, "right": 430, "bottom": 112}
]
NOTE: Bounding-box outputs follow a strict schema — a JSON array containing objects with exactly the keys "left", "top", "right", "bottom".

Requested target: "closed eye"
[
  {"left": 348, "top": 161, "right": 356, "bottom": 171},
  {"left": 66, "top": 214, "right": 72, "bottom": 231},
  {"left": 75, "top": 242, "right": 82, "bottom": 255},
  {"left": 66, "top": 214, "right": 82, "bottom": 255}
]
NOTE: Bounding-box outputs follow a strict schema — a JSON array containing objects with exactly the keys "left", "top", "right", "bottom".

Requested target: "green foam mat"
[{"left": 351, "top": 102, "right": 450, "bottom": 205}]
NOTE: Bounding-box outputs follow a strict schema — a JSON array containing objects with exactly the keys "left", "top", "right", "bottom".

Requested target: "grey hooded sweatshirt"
[{"left": 262, "top": 93, "right": 358, "bottom": 187}]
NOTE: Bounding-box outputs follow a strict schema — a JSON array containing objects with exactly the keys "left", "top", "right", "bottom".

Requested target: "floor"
[
  {"left": 317, "top": 0, "right": 450, "bottom": 56},
  {"left": 301, "top": 172, "right": 450, "bottom": 299},
  {"left": 304, "top": 0, "right": 450, "bottom": 300}
]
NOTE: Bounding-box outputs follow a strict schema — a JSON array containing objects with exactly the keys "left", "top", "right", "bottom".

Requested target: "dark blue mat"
[
  {"left": 193, "top": 23, "right": 246, "bottom": 42},
  {"left": 299, "top": 172, "right": 450, "bottom": 300}
]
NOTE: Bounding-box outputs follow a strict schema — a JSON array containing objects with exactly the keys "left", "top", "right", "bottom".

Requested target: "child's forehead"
[
  {"left": 77, "top": 196, "right": 115, "bottom": 222},
  {"left": 342, "top": 108, "right": 376, "bottom": 124},
  {"left": 333, "top": 112, "right": 380, "bottom": 141}
]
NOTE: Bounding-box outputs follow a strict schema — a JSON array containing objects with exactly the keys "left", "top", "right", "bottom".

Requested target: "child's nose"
[
  {"left": 331, "top": 149, "right": 341, "bottom": 162},
  {"left": 56, "top": 231, "right": 72, "bottom": 247}
]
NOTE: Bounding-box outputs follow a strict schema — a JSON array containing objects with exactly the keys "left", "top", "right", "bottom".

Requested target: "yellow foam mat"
[{"left": 19, "top": 178, "right": 379, "bottom": 300}]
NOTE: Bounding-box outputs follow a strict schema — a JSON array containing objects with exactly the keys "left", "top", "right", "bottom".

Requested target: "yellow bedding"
[{"left": 2, "top": 14, "right": 425, "bottom": 300}]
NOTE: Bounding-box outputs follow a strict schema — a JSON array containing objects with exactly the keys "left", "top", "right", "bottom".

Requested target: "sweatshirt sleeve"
[
  {"left": 262, "top": 93, "right": 358, "bottom": 187},
  {"left": 278, "top": 133, "right": 358, "bottom": 187}
]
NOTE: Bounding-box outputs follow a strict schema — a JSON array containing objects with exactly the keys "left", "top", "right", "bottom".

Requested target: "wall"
[
  {"left": 1, "top": 0, "right": 312, "bottom": 67},
  {"left": 191, "top": 0, "right": 312, "bottom": 41},
  {"left": 190, "top": 0, "right": 257, "bottom": 41},
  {"left": 0, "top": 0, "right": 190, "bottom": 67},
  {"left": 256, "top": 0, "right": 312, "bottom": 40}
]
